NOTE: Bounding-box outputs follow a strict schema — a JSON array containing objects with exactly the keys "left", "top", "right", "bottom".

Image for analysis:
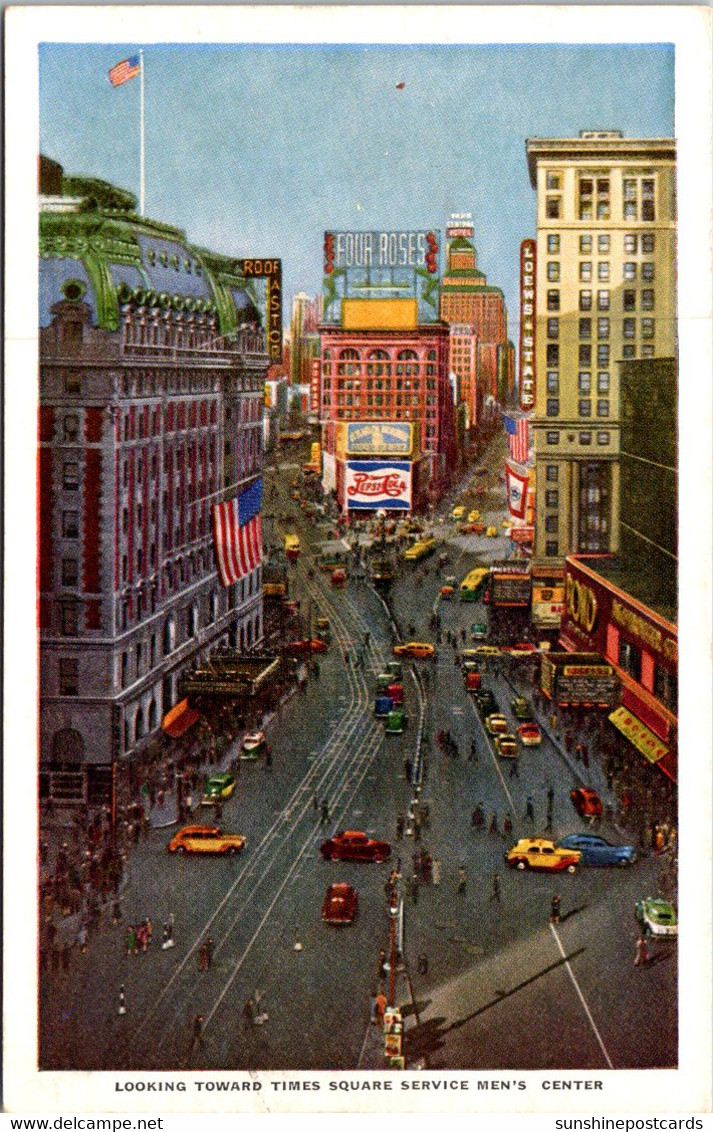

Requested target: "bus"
[
  {"left": 403, "top": 538, "right": 436, "bottom": 562},
  {"left": 285, "top": 534, "right": 301, "bottom": 561},
  {"left": 459, "top": 567, "right": 489, "bottom": 602}
]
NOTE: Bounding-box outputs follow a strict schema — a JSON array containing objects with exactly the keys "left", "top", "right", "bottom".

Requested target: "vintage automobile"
[
  {"left": 386, "top": 661, "right": 404, "bottom": 680},
  {"left": 635, "top": 896, "right": 678, "bottom": 937},
  {"left": 385, "top": 708, "right": 407, "bottom": 734},
  {"left": 470, "top": 622, "right": 488, "bottom": 640},
  {"left": 374, "top": 695, "right": 394, "bottom": 718},
  {"left": 511, "top": 696, "right": 535, "bottom": 721},
  {"left": 471, "top": 522, "right": 487, "bottom": 535},
  {"left": 472, "top": 645, "right": 500, "bottom": 658},
  {"left": 451, "top": 506, "right": 466, "bottom": 521},
  {"left": 386, "top": 682, "right": 404, "bottom": 705},
  {"left": 283, "top": 638, "right": 328, "bottom": 656},
  {"left": 517, "top": 722, "right": 542, "bottom": 746},
  {"left": 331, "top": 567, "right": 347, "bottom": 588},
  {"left": 571, "top": 786, "right": 604, "bottom": 818},
  {"left": 440, "top": 585, "right": 455, "bottom": 600},
  {"left": 319, "top": 830, "right": 391, "bottom": 864},
  {"left": 557, "top": 833, "right": 636, "bottom": 867},
  {"left": 494, "top": 733, "right": 518, "bottom": 758},
  {"left": 474, "top": 689, "right": 499, "bottom": 718},
  {"left": 322, "top": 882, "right": 358, "bottom": 925},
  {"left": 467, "top": 509, "right": 481, "bottom": 523},
  {"left": 393, "top": 642, "right": 435, "bottom": 660},
  {"left": 201, "top": 772, "right": 237, "bottom": 804},
  {"left": 486, "top": 526, "right": 498, "bottom": 537},
  {"left": 465, "top": 671, "right": 482, "bottom": 693},
  {"left": 167, "top": 825, "right": 247, "bottom": 855},
  {"left": 241, "top": 731, "right": 270, "bottom": 759},
  {"left": 505, "top": 838, "right": 581, "bottom": 873},
  {"left": 485, "top": 713, "right": 509, "bottom": 736}
]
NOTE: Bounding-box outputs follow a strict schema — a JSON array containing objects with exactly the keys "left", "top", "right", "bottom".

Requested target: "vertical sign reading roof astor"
[
  {"left": 345, "top": 460, "right": 412, "bottom": 511},
  {"left": 519, "top": 239, "right": 536, "bottom": 411},
  {"left": 237, "top": 258, "right": 282, "bottom": 364},
  {"left": 323, "top": 230, "right": 441, "bottom": 325}
]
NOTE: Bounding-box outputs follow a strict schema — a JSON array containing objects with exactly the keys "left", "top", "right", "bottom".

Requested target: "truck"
[
  {"left": 540, "top": 652, "right": 620, "bottom": 709},
  {"left": 489, "top": 562, "right": 531, "bottom": 608}
]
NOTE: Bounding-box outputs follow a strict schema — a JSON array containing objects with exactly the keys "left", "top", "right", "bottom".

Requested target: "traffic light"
[{"left": 324, "top": 232, "right": 335, "bottom": 275}]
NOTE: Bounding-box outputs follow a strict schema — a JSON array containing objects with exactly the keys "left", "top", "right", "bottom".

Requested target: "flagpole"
[{"left": 139, "top": 49, "right": 145, "bottom": 216}]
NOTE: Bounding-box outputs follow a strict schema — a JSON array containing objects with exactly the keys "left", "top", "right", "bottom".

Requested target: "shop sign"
[
  {"left": 345, "top": 460, "right": 411, "bottom": 511},
  {"left": 611, "top": 598, "right": 677, "bottom": 664},
  {"left": 609, "top": 706, "right": 669, "bottom": 764},
  {"left": 519, "top": 239, "right": 536, "bottom": 411},
  {"left": 565, "top": 574, "right": 598, "bottom": 635},
  {"left": 347, "top": 421, "right": 413, "bottom": 456},
  {"left": 563, "top": 664, "right": 612, "bottom": 678}
]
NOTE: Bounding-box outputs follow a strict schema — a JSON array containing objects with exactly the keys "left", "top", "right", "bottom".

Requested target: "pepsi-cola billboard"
[{"left": 345, "top": 460, "right": 412, "bottom": 511}]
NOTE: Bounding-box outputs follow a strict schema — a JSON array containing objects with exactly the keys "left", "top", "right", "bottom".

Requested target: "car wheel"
[
  {"left": 566, "top": 863, "right": 577, "bottom": 874},
  {"left": 330, "top": 852, "right": 340, "bottom": 862},
  {"left": 618, "top": 857, "right": 631, "bottom": 867},
  {"left": 374, "top": 854, "right": 385, "bottom": 864},
  {"left": 178, "top": 846, "right": 187, "bottom": 854},
  {"left": 516, "top": 860, "right": 527, "bottom": 871},
  {"left": 227, "top": 846, "right": 238, "bottom": 854}
]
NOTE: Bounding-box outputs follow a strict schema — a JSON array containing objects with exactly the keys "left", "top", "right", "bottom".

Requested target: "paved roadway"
[{"left": 39, "top": 433, "right": 676, "bottom": 1071}]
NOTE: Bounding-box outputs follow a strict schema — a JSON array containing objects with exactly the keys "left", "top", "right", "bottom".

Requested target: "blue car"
[{"left": 556, "top": 833, "right": 636, "bottom": 867}]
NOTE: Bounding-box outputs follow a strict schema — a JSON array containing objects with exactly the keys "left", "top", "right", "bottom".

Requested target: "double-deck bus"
[{"left": 459, "top": 567, "right": 490, "bottom": 602}]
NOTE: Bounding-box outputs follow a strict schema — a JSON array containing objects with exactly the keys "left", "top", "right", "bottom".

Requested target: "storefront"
[{"left": 559, "top": 555, "right": 677, "bottom": 782}]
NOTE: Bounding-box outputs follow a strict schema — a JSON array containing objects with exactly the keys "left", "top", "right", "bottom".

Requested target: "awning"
[
  {"left": 608, "top": 705, "right": 669, "bottom": 765},
  {"left": 162, "top": 698, "right": 200, "bottom": 738}
]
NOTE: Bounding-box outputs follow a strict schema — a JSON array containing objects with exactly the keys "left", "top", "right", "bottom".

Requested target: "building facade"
[
  {"left": 289, "top": 291, "right": 322, "bottom": 386},
  {"left": 525, "top": 130, "right": 676, "bottom": 567},
  {"left": 39, "top": 161, "right": 270, "bottom": 803}
]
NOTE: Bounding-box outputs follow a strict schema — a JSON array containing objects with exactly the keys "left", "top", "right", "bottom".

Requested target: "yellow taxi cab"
[
  {"left": 467, "top": 510, "right": 480, "bottom": 523},
  {"left": 451, "top": 506, "right": 466, "bottom": 521},
  {"left": 471, "top": 645, "right": 500, "bottom": 658},
  {"left": 486, "top": 526, "right": 498, "bottom": 538},
  {"left": 167, "top": 825, "right": 247, "bottom": 855},
  {"left": 393, "top": 641, "right": 435, "bottom": 659},
  {"left": 504, "top": 838, "right": 581, "bottom": 873},
  {"left": 502, "top": 518, "right": 514, "bottom": 528}
]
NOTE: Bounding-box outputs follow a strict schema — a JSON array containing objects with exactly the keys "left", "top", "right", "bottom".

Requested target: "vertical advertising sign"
[
  {"left": 519, "top": 239, "right": 536, "bottom": 411},
  {"left": 238, "top": 258, "right": 282, "bottom": 364}
]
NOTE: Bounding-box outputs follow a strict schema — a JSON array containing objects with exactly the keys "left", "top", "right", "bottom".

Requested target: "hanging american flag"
[
  {"left": 503, "top": 415, "right": 530, "bottom": 464},
  {"left": 108, "top": 55, "right": 141, "bottom": 87},
  {"left": 212, "top": 479, "right": 263, "bottom": 587}
]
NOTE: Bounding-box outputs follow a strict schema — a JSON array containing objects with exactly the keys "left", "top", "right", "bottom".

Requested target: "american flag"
[
  {"left": 108, "top": 56, "right": 141, "bottom": 87},
  {"left": 503, "top": 415, "right": 530, "bottom": 464},
  {"left": 212, "top": 479, "right": 263, "bottom": 587}
]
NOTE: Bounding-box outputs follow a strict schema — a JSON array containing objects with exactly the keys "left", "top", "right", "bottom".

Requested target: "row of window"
[
  {"left": 547, "top": 371, "right": 610, "bottom": 394},
  {"left": 547, "top": 316, "right": 656, "bottom": 339},
  {"left": 546, "top": 232, "right": 656, "bottom": 256},
  {"left": 545, "top": 338, "right": 655, "bottom": 369},
  {"left": 547, "top": 289, "right": 656, "bottom": 312},
  {"left": 545, "top": 399, "right": 610, "bottom": 418},
  {"left": 145, "top": 248, "right": 204, "bottom": 274},
  {"left": 545, "top": 431, "right": 610, "bottom": 446},
  {"left": 545, "top": 174, "right": 657, "bottom": 222},
  {"left": 546, "top": 261, "right": 656, "bottom": 283},
  {"left": 323, "top": 378, "right": 437, "bottom": 393}
]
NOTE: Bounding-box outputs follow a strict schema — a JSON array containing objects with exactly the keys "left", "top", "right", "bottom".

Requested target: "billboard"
[
  {"left": 346, "top": 421, "right": 413, "bottom": 457},
  {"left": 345, "top": 460, "right": 412, "bottom": 511},
  {"left": 237, "top": 258, "right": 282, "bottom": 364},
  {"left": 519, "top": 239, "right": 536, "bottom": 411},
  {"left": 323, "top": 230, "right": 441, "bottom": 325}
]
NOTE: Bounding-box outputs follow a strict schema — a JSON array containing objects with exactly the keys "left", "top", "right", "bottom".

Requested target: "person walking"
[
  {"left": 242, "top": 997, "right": 255, "bottom": 1034},
  {"left": 489, "top": 812, "right": 499, "bottom": 836},
  {"left": 549, "top": 893, "right": 561, "bottom": 925},
  {"left": 205, "top": 936, "right": 214, "bottom": 968},
  {"left": 403, "top": 758, "right": 413, "bottom": 784},
  {"left": 471, "top": 803, "right": 484, "bottom": 829},
  {"left": 634, "top": 934, "right": 651, "bottom": 967},
  {"left": 369, "top": 990, "right": 378, "bottom": 1024},
  {"left": 198, "top": 942, "right": 209, "bottom": 971},
  {"left": 526, "top": 795, "right": 535, "bottom": 824},
  {"left": 546, "top": 785, "right": 555, "bottom": 829},
  {"left": 457, "top": 866, "right": 467, "bottom": 895},
  {"left": 378, "top": 947, "right": 388, "bottom": 980},
  {"left": 77, "top": 924, "right": 88, "bottom": 955},
  {"left": 503, "top": 814, "right": 513, "bottom": 839},
  {"left": 320, "top": 799, "right": 330, "bottom": 825},
  {"left": 490, "top": 873, "right": 501, "bottom": 903},
  {"left": 126, "top": 924, "right": 137, "bottom": 958},
  {"left": 469, "top": 740, "right": 478, "bottom": 763},
  {"left": 509, "top": 757, "right": 519, "bottom": 778},
  {"left": 417, "top": 953, "right": 429, "bottom": 976},
  {"left": 395, "top": 815, "right": 404, "bottom": 840},
  {"left": 374, "top": 988, "right": 388, "bottom": 1030},
  {"left": 191, "top": 1014, "right": 205, "bottom": 1049}
]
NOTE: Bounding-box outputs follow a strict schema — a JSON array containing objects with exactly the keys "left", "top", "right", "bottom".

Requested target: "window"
[
  {"left": 545, "top": 515, "right": 558, "bottom": 533},
  {"left": 546, "top": 371, "right": 559, "bottom": 395},
  {"left": 598, "top": 262, "right": 610, "bottom": 281},
  {"left": 547, "top": 234, "right": 560, "bottom": 253},
  {"left": 59, "top": 658, "right": 79, "bottom": 696},
  {"left": 579, "top": 399, "right": 592, "bottom": 417},
  {"left": 597, "top": 400, "right": 610, "bottom": 417},
  {"left": 546, "top": 399, "right": 560, "bottom": 417},
  {"left": 622, "top": 344, "right": 636, "bottom": 359},
  {"left": 61, "top": 604, "right": 79, "bottom": 636},
  {"left": 578, "top": 177, "right": 593, "bottom": 220},
  {"left": 547, "top": 318, "right": 559, "bottom": 339},
  {"left": 597, "top": 290, "right": 610, "bottom": 311},
  {"left": 597, "top": 372, "right": 610, "bottom": 393},
  {"left": 642, "top": 262, "right": 655, "bottom": 282},
  {"left": 623, "top": 290, "right": 636, "bottom": 312},
  {"left": 579, "top": 318, "right": 591, "bottom": 339},
  {"left": 623, "top": 318, "right": 636, "bottom": 339},
  {"left": 579, "top": 235, "right": 592, "bottom": 253},
  {"left": 547, "top": 290, "right": 560, "bottom": 311},
  {"left": 545, "top": 489, "right": 559, "bottom": 507},
  {"left": 596, "top": 178, "right": 611, "bottom": 219},
  {"left": 597, "top": 345, "right": 610, "bottom": 366},
  {"left": 579, "top": 432, "right": 592, "bottom": 446},
  {"left": 578, "top": 372, "right": 591, "bottom": 394},
  {"left": 546, "top": 344, "right": 559, "bottom": 366},
  {"left": 619, "top": 638, "right": 642, "bottom": 681},
  {"left": 642, "top": 289, "right": 655, "bottom": 311},
  {"left": 642, "top": 179, "right": 655, "bottom": 221},
  {"left": 598, "top": 234, "right": 610, "bottom": 253},
  {"left": 641, "top": 318, "right": 655, "bottom": 339},
  {"left": 579, "top": 261, "right": 592, "bottom": 282},
  {"left": 624, "top": 233, "right": 638, "bottom": 254},
  {"left": 641, "top": 344, "right": 655, "bottom": 358},
  {"left": 546, "top": 172, "right": 561, "bottom": 191},
  {"left": 624, "top": 262, "right": 637, "bottom": 281},
  {"left": 546, "top": 465, "right": 559, "bottom": 482},
  {"left": 546, "top": 432, "right": 559, "bottom": 445},
  {"left": 597, "top": 318, "right": 610, "bottom": 339},
  {"left": 63, "top": 415, "right": 79, "bottom": 442},
  {"left": 579, "top": 345, "right": 592, "bottom": 365},
  {"left": 546, "top": 197, "right": 561, "bottom": 219},
  {"left": 62, "top": 511, "right": 79, "bottom": 538},
  {"left": 62, "top": 558, "right": 78, "bottom": 586},
  {"left": 641, "top": 233, "right": 655, "bottom": 254},
  {"left": 597, "top": 432, "right": 610, "bottom": 446},
  {"left": 623, "top": 178, "right": 638, "bottom": 220},
  {"left": 579, "top": 290, "right": 592, "bottom": 311},
  {"left": 654, "top": 666, "right": 677, "bottom": 712},
  {"left": 545, "top": 540, "right": 559, "bottom": 557},
  {"left": 547, "top": 262, "right": 560, "bottom": 282},
  {"left": 63, "top": 462, "right": 79, "bottom": 490}
]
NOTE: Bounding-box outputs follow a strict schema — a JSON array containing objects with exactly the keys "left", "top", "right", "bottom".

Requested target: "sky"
[{"left": 39, "top": 41, "right": 674, "bottom": 340}]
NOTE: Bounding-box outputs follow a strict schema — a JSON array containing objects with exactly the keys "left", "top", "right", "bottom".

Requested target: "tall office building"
[
  {"left": 290, "top": 291, "right": 322, "bottom": 386},
  {"left": 525, "top": 130, "right": 676, "bottom": 567}
]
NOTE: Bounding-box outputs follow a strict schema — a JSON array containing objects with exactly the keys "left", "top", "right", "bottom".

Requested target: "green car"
[
  {"left": 386, "top": 661, "right": 404, "bottom": 680},
  {"left": 635, "top": 897, "right": 678, "bottom": 938},
  {"left": 202, "top": 772, "right": 237, "bottom": 804},
  {"left": 471, "top": 622, "right": 488, "bottom": 640},
  {"left": 375, "top": 673, "right": 394, "bottom": 694},
  {"left": 511, "top": 696, "right": 535, "bottom": 721},
  {"left": 385, "top": 709, "right": 407, "bottom": 734}
]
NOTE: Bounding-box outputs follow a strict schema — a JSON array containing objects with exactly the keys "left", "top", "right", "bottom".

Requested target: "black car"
[{"left": 474, "top": 689, "right": 499, "bottom": 718}]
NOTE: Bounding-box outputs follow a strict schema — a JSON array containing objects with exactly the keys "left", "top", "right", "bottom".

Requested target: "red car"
[
  {"left": 571, "top": 786, "right": 603, "bottom": 818},
  {"left": 319, "top": 830, "right": 391, "bottom": 863},
  {"left": 517, "top": 722, "right": 542, "bottom": 746},
  {"left": 510, "top": 641, "right": 538, "bottom": 653},
  {"left": 322, "top": 882, "right": 358, "bottom": 925},
  {"left": 283, "top": 638, "right": 327, "bottom": 656},
  {"left": 386, "top": 682, "right": 404, "bottom": 705}
]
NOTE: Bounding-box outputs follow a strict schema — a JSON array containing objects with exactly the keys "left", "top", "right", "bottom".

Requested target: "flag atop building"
[
  {"left": 108, "top": 55, "right": 141, "bottom": 87},
  {"left": 212, "top": 479, "right": 263, "bottom": 587},
  {"left": 503, "top": 414, "right": 530, "bottom": 464}
]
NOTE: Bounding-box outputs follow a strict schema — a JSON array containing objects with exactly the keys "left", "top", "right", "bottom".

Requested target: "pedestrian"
[
  {"left": 185, "top": 792, "right": 193, "bottom": 818},
  {"left": 489, "top": 812, "right": 499, "bottom": 836},
  {"left": 411, "top": 873, "right": 420, "bottom": 904},
  {"left": 118, "top": 985, "right": 127, "bottom": 1016},
  {"left": 509, "top": 757, "right": 519, "bottom": 778},
  {"left": 374, "top": 989, "right": 388, "bottom": 1029},
  {"left": 145, "top": 917, "right": 153, "bottom": 947},
  {"left": 242, "top": 997, "right": 255, "bottom": 1033},
  {"left": 634, "top": 934, "right": 651, "bottom": 967},
  {"left": 191, "top": 1013, "right": 204, "bottom": 1048},
  {"left": 320, "top": 799, "right": 330, "bottom": 825},
  {"left": 199, "top": 942, "right": 209, "bottom": 971},
  {"left": 432, "top": 858, "right": 442, "bottom": 886},
  {"left": 313, "top": 793, "right": 319, "bottom": 812},
  {"left": 126, "top": 924, "right": 137, "bottom": 957},
  {"left": 369, "top": 990, "right": 378, "bottom": 1024},
  {"left": 469, "top": 740, "right": 478, "bottom": 763},
  {"left": 111, "top": 897, "right": 122, "bottom": 923},
  {"left": 404, "top": 758, "right": 413, "bottom": 783},
  {"left": 550, "top": 894, "right": 561, "bottom": 925},
  {"left": 205, "top": 936, "right": 214, "bottom": 967},
  {"left": 471, "top": 803, "right": 484, "bottom": 828},
  {"left": 78, "top": 924, "right": 88, "bottom": 954},
  {"left": 254, "top": 989, "right": 268, "bottom": 1025},
  {"left": 503, "top": 814, "right": 513, "bottom": 838},
  {"left": 162, "top": 918, "right": 175, "bottom": 950},
  {"left": 378, "top": 947, "right": 388, "bottom": 980},
  {"left": 490, "top": 873, "right": 501, "bottom": 902},
  {"left": 417, "top": 953, "right": 429, "bottom": 976},
  {"left": 395, "top": 815, "right": 404, "bottom": 840},
  {"left": 457, "top": 866, "right": 467, "bottom": 895},
  {"left": 526, "top": 795, "right": 535, "bottom": 823}
]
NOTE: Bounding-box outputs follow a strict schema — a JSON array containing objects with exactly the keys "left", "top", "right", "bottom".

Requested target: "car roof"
[
  {"left": 327, "top": 883, "right": 354, "bottom": 895},
  {"left": 514, "top": 838, "right": 556, "bottom": 849},
  {"left": 177, "top": 825, "right": 219, "bottom": 835}
]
